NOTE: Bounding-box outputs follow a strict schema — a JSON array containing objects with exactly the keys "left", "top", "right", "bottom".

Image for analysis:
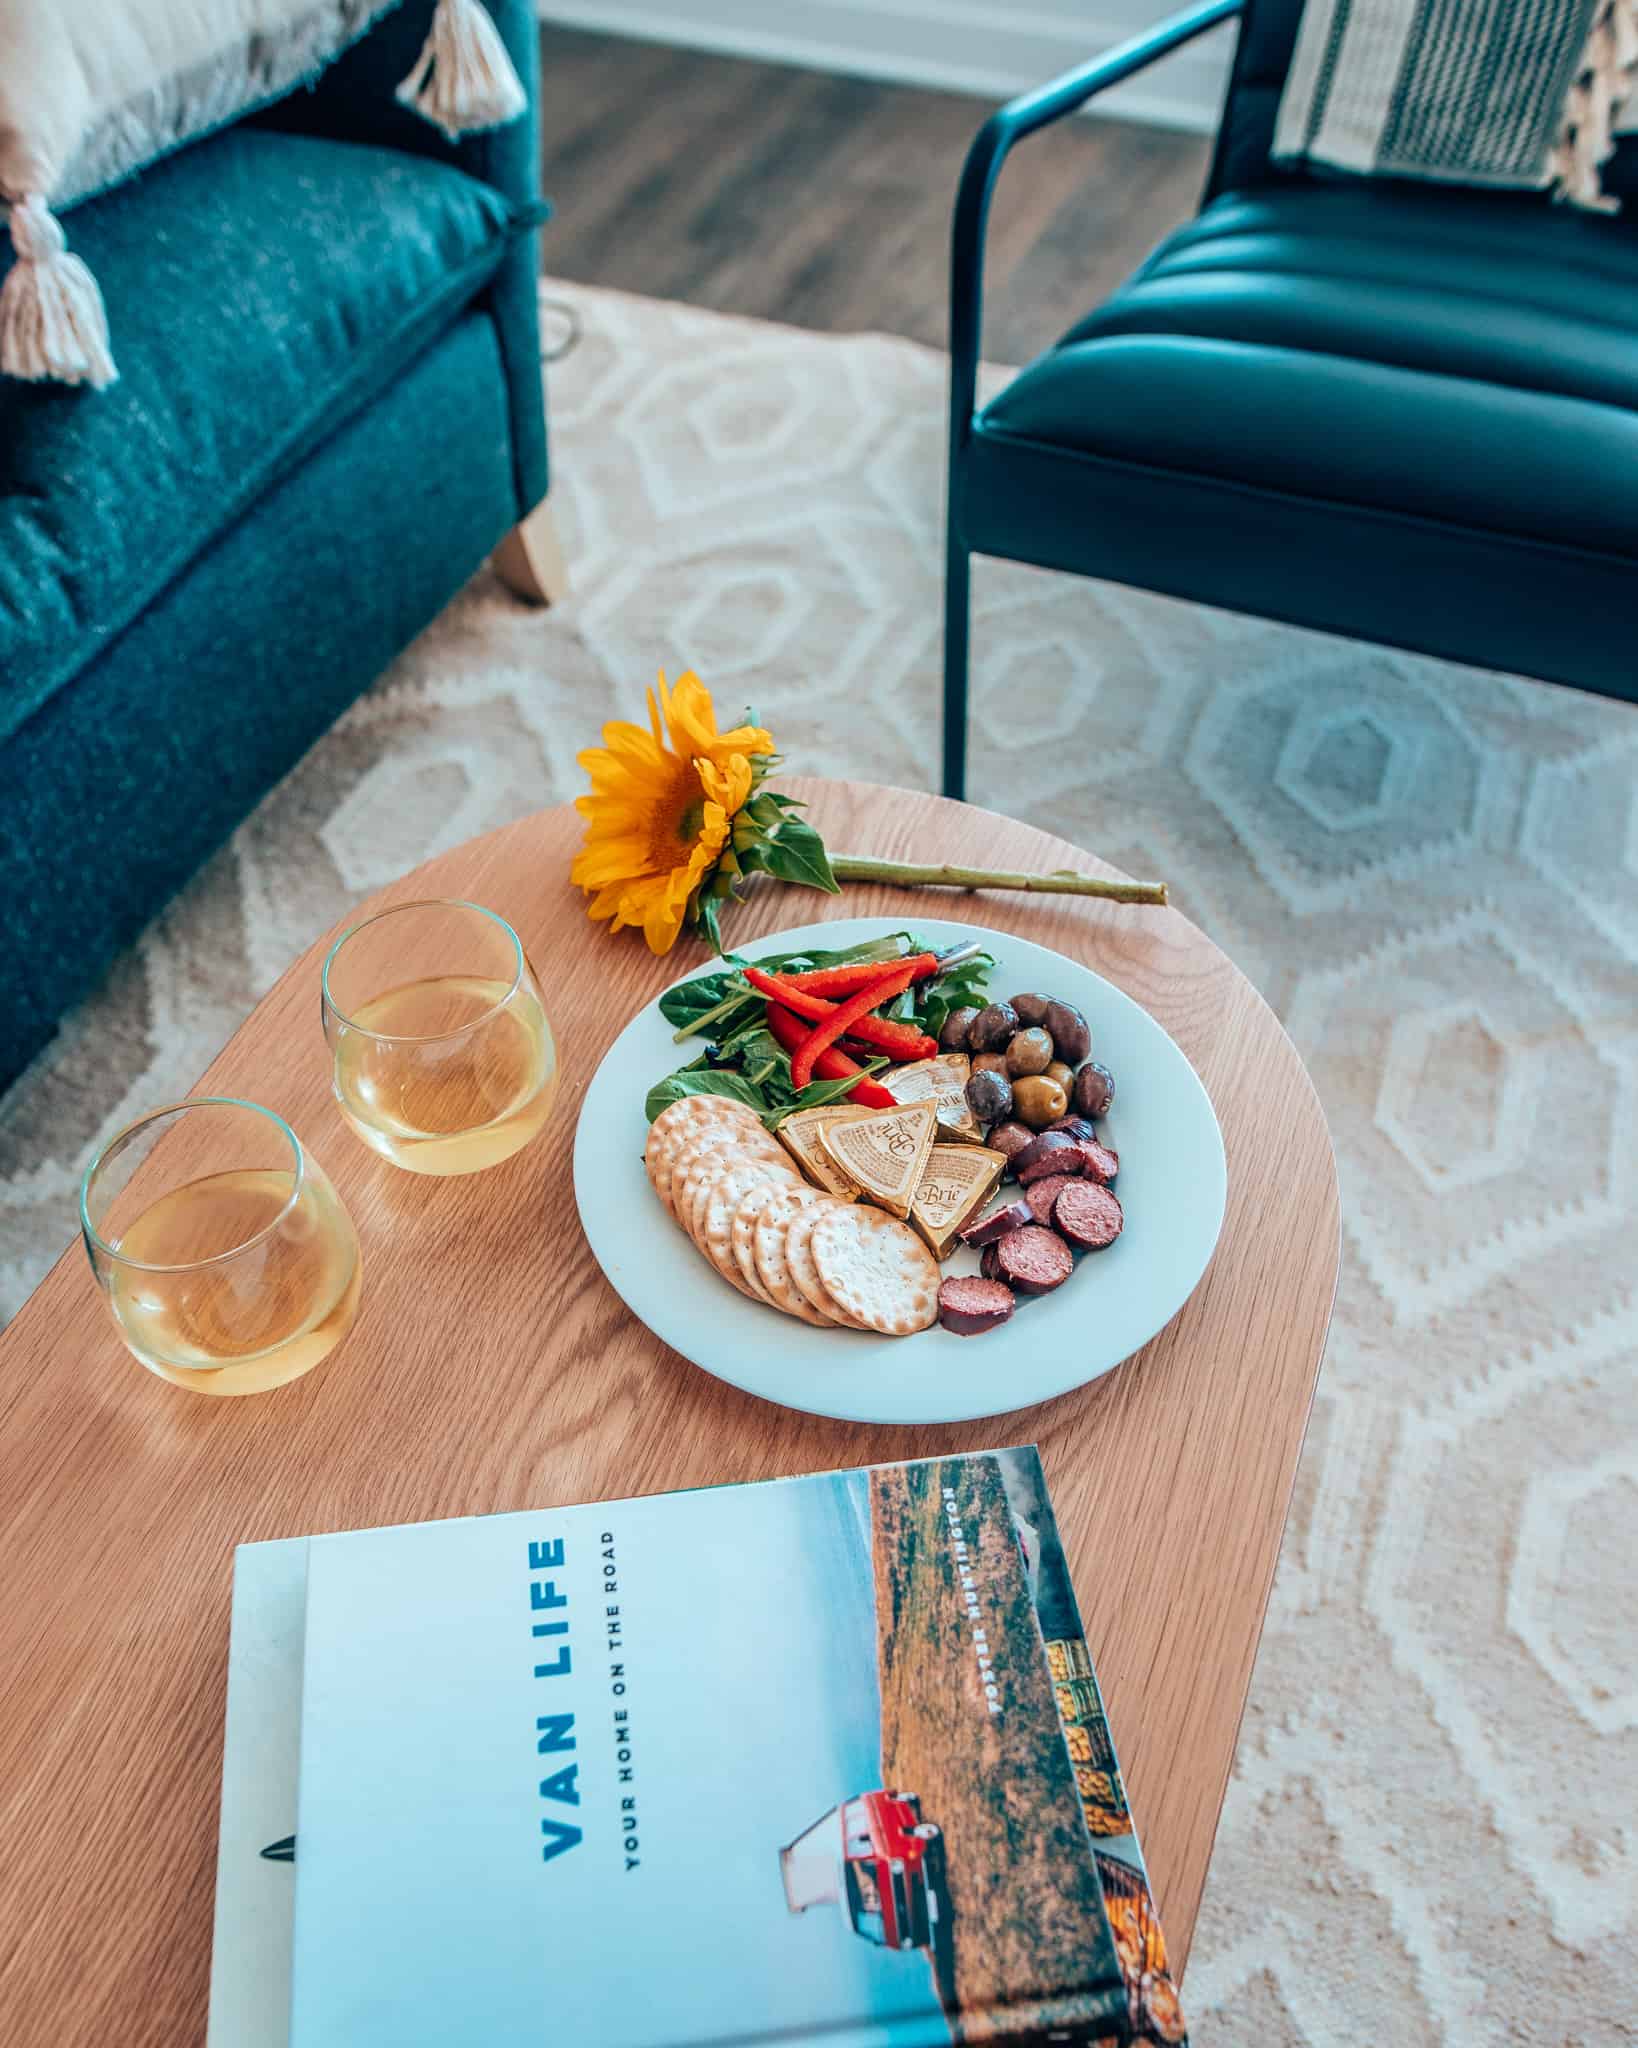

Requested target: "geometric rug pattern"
[{"left": 2, "top": 284, "right": 1634, "bottom": 2042}]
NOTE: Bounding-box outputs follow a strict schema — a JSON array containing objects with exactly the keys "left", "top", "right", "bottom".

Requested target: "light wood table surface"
[{"left": 0, "top": 780, "right": 1337, "bottom": 2043}]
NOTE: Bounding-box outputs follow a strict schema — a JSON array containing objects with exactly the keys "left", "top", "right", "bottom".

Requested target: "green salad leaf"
[
  {"left": 642, "top": 1069, "right": 773, "bottom": 1124},
  {"left": 644, "top": 931, "right": 994, "bottom": 1129}
]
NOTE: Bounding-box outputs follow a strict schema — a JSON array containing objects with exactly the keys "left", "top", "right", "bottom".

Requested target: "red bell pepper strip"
[
  {"left": 775, "top": 952, "right": 939, "bottom": 999},
  {"left": 765, "top": 1003, "right": 896, "bottom": 1108},
  {"left": 789, "top": 962, "right": 920, "bottom": 1090},
  {"left": 743, "top": 966, "right": 936, "bottom": 1065}
]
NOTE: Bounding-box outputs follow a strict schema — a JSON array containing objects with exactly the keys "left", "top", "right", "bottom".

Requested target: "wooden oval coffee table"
[{"left": 0, "top": 780, "right": 1337, "bottom": 2042}]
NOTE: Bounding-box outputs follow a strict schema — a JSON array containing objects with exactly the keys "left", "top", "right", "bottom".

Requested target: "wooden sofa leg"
[{"left": 493, "top": 496, "right": 569, "bottom": 606}]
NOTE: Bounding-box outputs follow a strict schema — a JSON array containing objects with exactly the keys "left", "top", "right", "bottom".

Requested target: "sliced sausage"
[
  {"left": 959, "top": 1197, "right": 1034, "bottom": 1246},
  {"left": 1045, "top": 1114, "right": 1098, "bottom": 1143},
  {"left": 1077, "top": 1137, "right": 1119, "bottom": 1185},
  {"left": 1012, "top": 1130, "right": 1082, "bottom": 1182},
  {"left": 938, "top": 1275, "right": 1016, "bottom": 1335},
  {"left": 1026, "top": 1172, "right": 1077, "bottom": 1227},
  {"left": 996, "top": 1225, "right": 1074, "bottom": 1295},
  {"left": 986, "top": 1120, "right": 1035, "bottom": 1173},
  {"left": 1054, "top": 1181, "right": 1123, "bottom": 1250},
  {"left": 980, "top": 1242, "right": 1004, "bottom": 1281}
]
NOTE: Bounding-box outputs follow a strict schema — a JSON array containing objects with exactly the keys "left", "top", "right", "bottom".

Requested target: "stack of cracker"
[{"left": 644, "top": 1095, "right": 940, "bottom": 1335}]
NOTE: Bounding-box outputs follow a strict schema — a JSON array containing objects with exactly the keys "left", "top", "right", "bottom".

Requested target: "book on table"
[{"left": 208, "top": 1446, "right": 1188, "bottom": 2047}]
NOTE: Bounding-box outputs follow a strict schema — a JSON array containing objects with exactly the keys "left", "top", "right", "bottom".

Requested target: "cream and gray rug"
[{"left": 3, "top": 284, "right": 1635, "bottom": 2042}]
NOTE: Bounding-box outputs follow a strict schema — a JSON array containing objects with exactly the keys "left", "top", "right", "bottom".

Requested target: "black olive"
[
  {"left": 1010, "top": 993, "right": 1052, "bottom": 1026},
  {"left": 1073, "top": 1061, "right": 1115, "bottom": 1118},
  {"left": 939, "top": 1005, "right": 980, "bottom": 1052},
  {"left": 966, "top": 1068, "right": 1013, "bottom": 1124},
  {"left": 968, "top": 1001, "right": 1019, "bottom": 1052},
  {"left": 1043, "top": 1001, "right": 1090, "bottom": 1066}
]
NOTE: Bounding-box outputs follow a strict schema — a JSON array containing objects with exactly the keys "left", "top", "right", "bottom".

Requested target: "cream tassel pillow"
[
  {"left": 1273, "top": 0, "right": 1638, "bottom": 213},
  {"left": 0, "top": 0, "right": 526, "bottom": 391}
]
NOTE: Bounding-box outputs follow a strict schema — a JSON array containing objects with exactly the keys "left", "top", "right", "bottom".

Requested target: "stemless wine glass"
[
  {"left": 81, "top": 1099, "right": 363, "bottom": 1396},
  {"left": 321, "top": 899, "right": 559, "bottom": 1175}
]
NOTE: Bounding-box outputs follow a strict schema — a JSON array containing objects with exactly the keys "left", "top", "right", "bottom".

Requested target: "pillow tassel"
[
  {"left": 0, "top": 196, "right": 117, "bottom": 388},
  {"left": 1549, "top": 0, "right": 1638, "bottom": 211},
  {"left": 396, "top": 0, "right": 527, "bottom": 139}
]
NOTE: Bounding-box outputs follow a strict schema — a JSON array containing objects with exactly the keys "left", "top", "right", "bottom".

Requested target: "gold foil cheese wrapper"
[
  {"left": 820, "top": 1101, "right": 938, "bottom": 1217},
  {"left": 909, "top": 1144, "right": 1006, "bottom": 1258},
  {"left": 776, "top": 1104, "right": 878, "bottom": 1197},
  {"left": 884, "top": 1053, "right": 984, "bottom": 1144}
]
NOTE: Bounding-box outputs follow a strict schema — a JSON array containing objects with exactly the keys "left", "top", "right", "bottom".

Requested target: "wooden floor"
[{"left": 535, "top": 26, "right": 1213, "bottom": 364}]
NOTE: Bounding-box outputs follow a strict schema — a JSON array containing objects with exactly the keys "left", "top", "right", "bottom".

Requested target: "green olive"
[
  {"left": 971, "top": 1051, "right": 1010, "bottom": 1077},
  {"left": 1005, "top": 1026, "right": 1054, "bottom": 1077},
  {"left": 1010, "top": 1073, "right": 1070, "bottom": 1128},
  {"left": 1044, "top": 1059, "right": 1076, "bottom": 1093}
]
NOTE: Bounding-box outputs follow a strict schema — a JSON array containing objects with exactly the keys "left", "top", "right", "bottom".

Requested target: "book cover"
[{"left": 215, "top": 1449, "right": 1185, "bottom": 2047}]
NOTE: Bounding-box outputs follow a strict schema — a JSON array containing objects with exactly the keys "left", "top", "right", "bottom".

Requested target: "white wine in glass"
[
  {"left": 323, "top": 902, "right": 559, "bottom": 1176},
  {"left": 82, "top": 1100, "right": 362, "bottom": 1396}
]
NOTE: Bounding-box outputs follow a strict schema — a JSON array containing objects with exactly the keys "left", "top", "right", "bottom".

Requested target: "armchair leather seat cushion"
[
  {"left": 980, "top": 182, "right": 1638, "bottom": 561},
  {"left": 0, "top": 123, "right": 520, "bottom": 746}
]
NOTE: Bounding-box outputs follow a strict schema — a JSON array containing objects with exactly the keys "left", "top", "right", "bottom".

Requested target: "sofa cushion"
[
  {"left": 981, "top": 181, "right": 1638, "bottom": 558},
  {"left": 0, "top": 124, "right": 518, "bottom": 742}
]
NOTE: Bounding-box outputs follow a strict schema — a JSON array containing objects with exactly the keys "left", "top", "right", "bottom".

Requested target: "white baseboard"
[{"left": 536, "top": 0, "right": 1236, "bottom": 133}]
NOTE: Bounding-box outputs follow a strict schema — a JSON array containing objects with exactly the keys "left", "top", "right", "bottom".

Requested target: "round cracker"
[
  {"left": 689, "top": 1151, "right": 795, "bottom": 1249},
  {"left": 646, "top": 1096, "right": 764, "bottom": 1215},
  {"left": 687, "top": 1126, "right": 790, "bottom": 1223},
  {"left": 754, "top": 1189, "right": 839, "bottom": 1326},
  {"left": 668, "top": 1135, "right": 740, "bottom": 1235},
  {"left": 811, "top": 1204, "right": 940, "bottom": 1336},
  {"left": 696, "top": 1155, "right": 798, "bottom": 1261},
  {"left": 698, "top": 1162, "right": 792, "bottom": 1287},
  {"left": 645, "top": 1093, "right": 756, "bottom": 1176},
  {"left": 784, "top": 1202, "right": 869, "bottom": 1329},
  {"left": 730, "top": 1181, "right": 807, "bottom": 1302}
]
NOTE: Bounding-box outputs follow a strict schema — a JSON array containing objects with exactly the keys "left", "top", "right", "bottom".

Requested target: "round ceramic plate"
[{"left": 573, "top": 915, "right": 1226, "bottom": 1424}]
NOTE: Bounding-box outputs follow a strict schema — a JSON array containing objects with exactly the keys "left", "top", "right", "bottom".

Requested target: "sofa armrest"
[
  {"left": 257, "top": 1, "right": 541, "bottom": 215},
  {"left": 256, "top": 0, "right": 549, "bottom": 521}
]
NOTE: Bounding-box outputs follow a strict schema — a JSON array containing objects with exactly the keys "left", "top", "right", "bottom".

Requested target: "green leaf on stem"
[{"left": 756, "top": 815, "right": 840, "bottom": 894}]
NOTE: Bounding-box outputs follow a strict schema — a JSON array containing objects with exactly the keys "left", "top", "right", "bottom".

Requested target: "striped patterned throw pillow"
[{"left": 1272, "top": 0, "right": 1638, "bottom": 211}]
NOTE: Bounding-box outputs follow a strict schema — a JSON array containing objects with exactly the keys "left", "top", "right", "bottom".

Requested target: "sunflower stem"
[{"left": 828, "top": 854, "right": 1168, "bottom": 906}]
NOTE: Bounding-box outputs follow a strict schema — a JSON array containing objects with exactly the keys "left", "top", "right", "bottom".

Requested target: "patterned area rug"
[{"left": 4, "top": 284, "right": 1636, "bottom": 2042}]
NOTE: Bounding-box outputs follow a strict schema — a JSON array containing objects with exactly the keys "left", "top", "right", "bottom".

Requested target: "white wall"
[{"left": 536, "top": 0, "right": 1238, "bottom": 133}]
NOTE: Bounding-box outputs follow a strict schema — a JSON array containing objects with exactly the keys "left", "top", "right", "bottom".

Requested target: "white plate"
[{"left": 573, "top": 916, "right": 1226, "bottom": 1424}]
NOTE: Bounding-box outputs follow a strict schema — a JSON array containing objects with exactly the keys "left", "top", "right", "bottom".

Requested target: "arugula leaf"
[
  {"left": 643, "top": 1069, "right": 771, "bottom": 1125},
  {"left": 766, "top": 1066, "right": 887, "bottom": 1127},
  {"left": 911, "top": 952, "right": 995, "bottom": 1042}
]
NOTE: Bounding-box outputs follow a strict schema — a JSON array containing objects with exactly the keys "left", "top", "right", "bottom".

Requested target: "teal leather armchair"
[{"left": 943, "top": 0, "right": 1638, "bottom": 798}]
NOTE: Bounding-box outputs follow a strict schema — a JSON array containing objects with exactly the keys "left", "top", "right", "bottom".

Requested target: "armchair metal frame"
[{"left": 942, "top": 0, "right": 1244, "bottom": 800}]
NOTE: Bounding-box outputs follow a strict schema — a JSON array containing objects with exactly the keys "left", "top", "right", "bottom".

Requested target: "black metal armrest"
[{"left": 948, "top": 0, "right": 1243, "bottom": 440}]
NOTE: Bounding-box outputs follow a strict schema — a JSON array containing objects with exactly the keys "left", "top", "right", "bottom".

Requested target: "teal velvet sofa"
[{"left": 0, "top": 0, "right": 550, "bottom": 1093}]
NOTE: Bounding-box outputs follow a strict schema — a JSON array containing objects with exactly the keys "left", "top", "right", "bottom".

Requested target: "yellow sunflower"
[{"left": 572, "top": 671, "right": 774, "bottom": 953}]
